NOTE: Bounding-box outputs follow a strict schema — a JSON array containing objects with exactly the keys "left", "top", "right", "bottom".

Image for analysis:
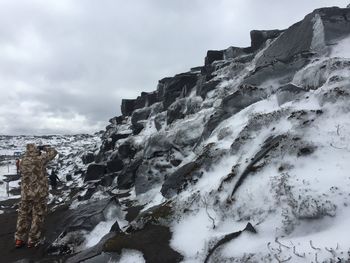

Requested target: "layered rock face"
[
  {"left": 94, "top": 6, "right": 350, "bottom": 196},
  {"left": 36, "top": 6, "right": 350, "bottom": 262}
]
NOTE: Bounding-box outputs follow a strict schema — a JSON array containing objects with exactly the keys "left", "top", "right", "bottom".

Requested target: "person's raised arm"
[{"left": 41, "top": 146, "right": 58, "bottom": 164}]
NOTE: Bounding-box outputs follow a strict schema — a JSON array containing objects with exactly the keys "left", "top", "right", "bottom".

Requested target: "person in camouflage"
[{"left": 15, "top": 143, "right": 58, "bottom": 248}]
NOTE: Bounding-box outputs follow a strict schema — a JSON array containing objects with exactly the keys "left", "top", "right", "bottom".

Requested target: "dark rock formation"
[
  {"left": 204, "top": 223, "right": 257, "bottom": 263},
  {"left": 103, "top": 223, "right": 183, "bottom": 263},
  {"left": 131, "top": 107, "right": 152, "bottom": 127},
  {"left": 118, "top": 142, "right": 137, "bottom": 160},
  {"left": 82, "top": 152, "right": 95, "bottom": 165},
  {"left": 85, "top": 164, "right": 106, "bottom": 182},
  {"left": 205, "top": 50, "right": 224, "bottom": 65},
  {"left": 167, "top": 99, "right": 186, "bottom": 125},
  {"left": 117, "top": 158, "right": 143, "bottom": 189},
  {"left": 250, "top": 29, "right": 283, "bottom": 51},
  {"left": 161, "top": 162, "right": 199, "bottom": 198},
  {"left": 160, "top": 73, "right": 199, "bottom": 109},
  {"left": 256, "top": 7, "right": 350, "bottom": 68},
  {"left": 276, "top": 83, "right": 306, "bottom": 105},
  {"left": 196, "top": 80, "right": 220, "bottom": 99},
  {"left": 109, "top": 115, "right": 124, "bottom": 125},
  {"left": 107, "top": 159, "right": 124, "bottom": 173},
  {"left": 221, "top": 85, "right": 267, "bottom": 114},
  {"left": 121, "top": 99, "right": 136, "bottom": 116}
]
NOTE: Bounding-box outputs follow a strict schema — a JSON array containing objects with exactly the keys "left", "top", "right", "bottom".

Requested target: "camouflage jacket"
[{"left": 20, "top": 144, "right": 58, "bottom": 200}]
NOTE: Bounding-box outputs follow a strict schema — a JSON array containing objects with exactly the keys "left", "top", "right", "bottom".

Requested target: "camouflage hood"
[{"left": 25, "top": 143, "right": 39, "bottom": 157}]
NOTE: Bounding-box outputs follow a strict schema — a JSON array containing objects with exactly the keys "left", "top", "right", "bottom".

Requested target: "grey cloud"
[{"left": 0, "top": 0, "right": 349, "bottom": 135}]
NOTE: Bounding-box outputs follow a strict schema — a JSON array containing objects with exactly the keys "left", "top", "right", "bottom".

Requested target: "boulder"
[
  {"left": 131, "top": 107, "right": 151, "bottom": 127},
  {"left": 121, "top": 99, "right": 136, "bottom": 116},
  {"left": 103, "top": 223, "right": 183, "bottom": 263},
  {"left": 85, "top": 164, "right": 106, "bottom": 182},
  {"left": 167, "top": 99, "right": 186, "bottom": 125},
  {"left": 196, "top": 85, "right": 266, "bottom": 147},
  {"left": 205, "top": 50, "right": 224, "bottom": 65},
  {"left": 167, "top": 97, "right": 202, "bottom": 125},
  {"left": 143, "top": 133, "right": 173, "bottom": 159},
  {"left": 132, "top": 123, "right": 144, "bottom": 135},
  {"left": 117, "top": 158, "right": 143, "bottom": 189},
  {"left": 223, "top": 46, "right": 249, "bottom": 60},
  {"left": 142, "top": 91, "right": 159, "bottom": 107},
  {"left": 111, "top": 132, "right": 130, "bottom": 143},
  {"left": 48, "top": 198, "right": 119, "bottom": 256},
  {"left": 196, "top": 80, "right": 220, "bottom": 99},
  {"left": 221, "top": 85, "right": 267, "bottom": 114},
  {"left": 135, "top": 160, "right": 172, "bottom": 195},
  {"left": 82, "top": 152, "right": 94, "bottom": 165},
  {"left": 250, "top": 29, "right": 283, "bottom": 51},
  {"left": 66, "top": 233, "right": 118, "bottom": 263},
  {"left": 101, "top": 132, "right": 131, "bottom": 153},
  {"left": 162, "top": 73, "right": 199, "bottom": 109},
  {"left": 78, "top": 187, "right": 97, "bottom": 201},
  {"left": 154, "top": 112, "right": 167, "bottom": 131},
  {"left": 108, "top": 115, "right": 124, "bottom": 125},
  {"left": 161, "top": 144, "right": 227, "bottom": 198},
  {"left": 66, "top": 174, "right": 72, "bottom": 181},
  {"left": 107, "top": 159, "right": 124, "bottom": 173},
  {"left": 276, "top": 83, "right": 306, "bottom": 105},
  {"left": 256, "top": 7, "right": 350, "bottom": 67},
  {"left": 100, "top": 174, "right": 116, "bottom": 187},
  {"left": 243, "top": 56, "right": 310, "bottom": 87},
  {"left": 195, "top": 109, "right": 231, "bottom": 147},
  {"left": 161, "top": 162, "right": 199, "bottom": 198},
  {"left": 118, "top": 142, "right": 137, "bottom": 160}
]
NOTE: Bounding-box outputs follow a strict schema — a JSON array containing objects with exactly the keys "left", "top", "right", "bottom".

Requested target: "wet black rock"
[
  {"left": 121, "top": 99, "right": 136, "bottom": 116},
  {"left": 100, "top": 137, "right": 118, "bottom": 153},
  {"left": 117, "top": 158, "right": 143, "bottom": 189},
  {"left": 85, "top": 164, "right": 106, "bottom": 182},
  {"left": 107, "top": 159, "right": 124, "bottom": 173},
  {"left": 298, "top": 146, "right": 316, "bottom": 156},
  {"left": 143, "top": 133, "right": 173, "bottom": 159},
  {"left": 161, "top": 162, "right": 199, "bottom": 198},
  {"left": 205, "top": 50, "right": 224, "bottom": 65},
  {"left": 154, "top": 112, "right": 167, "bottom": 131},
  {"left": 48, "top": 198, "right": 119, "bottom": 256},
  {"left": 250, "top": 29, "right": 283, "bottom": 51},
  {"left": 135, "top": 159, "right": 171, "bottom": 195},
  {"left": 276, "top": 83, "right": 306, "bottom": 105},
  {"left": 66, "top": 233, "right": 118, "bottom": 263},
  {"left": 118, "top": 142, "right": 137, "bottom": 160},
  {"left": 167, "top": 100, "right": 186, "bottom": 125},
  {"left": 196, "top": 109, "right": 231, "bottom": 147},
  {"left": 196, "top": 80, "right": 220, "bottom": 99},
  {"left": 109, "top": 115, "right": 124, "bottom": 125},
  {"left": 131, "top": 107, "right": 152, "bottom": 127},
  {"left": 100, "top": 174, "right": 116, "bottom": 187},
  {"left": 82, "top": 152, "right": 94, "bottom": 165},
  {"left": 160, "top": 73, "right": 199, "bottom": 109},
  {"left": 103, "top": 223, "right": 183, "bottom": 263},
  {"left": 221, "top": 85, "right": 267, "bottom": 114},
  {"left": 256, "top": 7, "right": 350, "bottom": 68}
]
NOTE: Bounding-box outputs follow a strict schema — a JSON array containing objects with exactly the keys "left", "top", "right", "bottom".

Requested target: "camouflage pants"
[{"left": 15, "top": 198, "right": 47, "bottom": 243}]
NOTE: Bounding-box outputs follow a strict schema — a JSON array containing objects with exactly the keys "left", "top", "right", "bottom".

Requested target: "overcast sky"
[{"left": 0, "top": 0, "right": 348, "bottom": 135}]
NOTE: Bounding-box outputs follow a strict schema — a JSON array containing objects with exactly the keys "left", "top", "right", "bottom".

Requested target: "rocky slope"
[{"left": 1, "top": 5, "right": 350, "bottom": 263}]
